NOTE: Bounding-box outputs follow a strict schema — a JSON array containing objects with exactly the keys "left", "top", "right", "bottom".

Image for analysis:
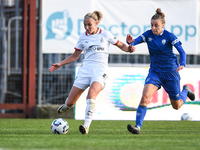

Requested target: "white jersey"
[{"left": 75, "top": 28, "right": 119, "bottom": 76}]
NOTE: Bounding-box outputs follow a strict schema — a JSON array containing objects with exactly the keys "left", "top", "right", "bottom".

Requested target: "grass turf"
[{"left": 0, "top": 119, "right": 200, "bottom": 150}]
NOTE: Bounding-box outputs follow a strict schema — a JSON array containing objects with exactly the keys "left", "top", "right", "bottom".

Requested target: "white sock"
[{"left": 84, "top": 99, "right": 96, "bottom": 129}]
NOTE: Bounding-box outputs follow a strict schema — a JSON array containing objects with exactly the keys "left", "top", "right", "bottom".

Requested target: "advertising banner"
[
  {"left": 75, "top": 66, "right": 200, "bottom": 121},
  {"left": 41, "top": 0, "right": 198, "bottom": 54}
]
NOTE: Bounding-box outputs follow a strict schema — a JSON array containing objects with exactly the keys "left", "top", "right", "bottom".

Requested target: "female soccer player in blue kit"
[{"left": 126, "top": 8, "right": 195, "bottom": 134}]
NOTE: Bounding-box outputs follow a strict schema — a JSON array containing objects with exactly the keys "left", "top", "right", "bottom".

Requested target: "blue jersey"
[{"left": 131, "top": 30, "right": 186, "bottom": 72}]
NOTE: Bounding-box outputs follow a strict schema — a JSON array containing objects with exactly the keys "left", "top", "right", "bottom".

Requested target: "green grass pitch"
[{"left": 0, "top": 119, "right": 200, "bottom": 150}]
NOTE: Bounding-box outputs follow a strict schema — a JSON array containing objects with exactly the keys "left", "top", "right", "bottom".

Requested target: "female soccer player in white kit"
[{"left": 49, "top": 10, "right": 136, "bottom": 134}]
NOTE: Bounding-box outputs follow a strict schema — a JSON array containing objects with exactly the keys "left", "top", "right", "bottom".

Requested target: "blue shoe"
[
  {"left": 183, "top": 85, "right": 195, "bottom": 101},
  {"left": 127, "top": 124, "right": 140, "bottom": 134}
]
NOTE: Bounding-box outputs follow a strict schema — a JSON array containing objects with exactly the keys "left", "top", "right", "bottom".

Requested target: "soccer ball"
[
  {"left": 51, "top": 118, "right": 69, "bottom": 134},
  {"left": 181, "top": 113, "right": 192, "bottom": 121}
]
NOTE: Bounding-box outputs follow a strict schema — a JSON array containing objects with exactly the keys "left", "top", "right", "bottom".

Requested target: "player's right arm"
[
  {"left": 49, "top": 50, "right": 82, "bottom": 72},
  {"left": 126, "top": 34, "right": 135, "bottom": 44},
  {"left": 126, "top": 30, "right": 149, "bottom": 46}
]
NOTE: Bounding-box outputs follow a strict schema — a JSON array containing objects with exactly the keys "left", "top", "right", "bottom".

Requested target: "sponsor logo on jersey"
[
  {"left": 148, "top": 38, "right": 152, "bottom": 42},
  {"left": 87, "top": 45, "right": 105, "bottom": 52}
]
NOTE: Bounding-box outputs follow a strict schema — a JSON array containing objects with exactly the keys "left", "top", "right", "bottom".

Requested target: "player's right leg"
[
  {"left": 79, "top": 81, "right": 103, "bottom": 134},
  {"left": 127, "top": 83, "right": 158, "bottom": 134},
  {"left": 57, "top": 86, "right": 85, "bottom": 114}
]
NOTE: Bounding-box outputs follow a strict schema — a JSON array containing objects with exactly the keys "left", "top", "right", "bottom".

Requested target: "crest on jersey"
[
  {"left": 103, "top": 73, "right": 108, "bottom": 79},
  {"left": 162, "top": 39, "right": 166, "bottom": 45},
  {"left": 100, "top": 37, "right": 104, "bottom": 43}
]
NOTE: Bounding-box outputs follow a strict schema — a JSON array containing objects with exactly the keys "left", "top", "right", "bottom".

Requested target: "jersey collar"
[
  {"left": 85, "top": 28, "right": 102, "bottom": 36},
  {"left": 159, "top": 29, "right": 164, "bottom": 36}
]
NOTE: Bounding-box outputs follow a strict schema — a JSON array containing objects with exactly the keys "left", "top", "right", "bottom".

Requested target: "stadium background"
[{"left": 0, "top": 0, "right": 200, "bottom": 119}]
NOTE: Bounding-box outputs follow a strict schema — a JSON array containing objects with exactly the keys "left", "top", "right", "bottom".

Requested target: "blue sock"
[
  {"left": 179, "top": 89, "right": 188, "bottom": 103},
  {"left": 136, "top": 105, "right": 147, "bottom": 128}
]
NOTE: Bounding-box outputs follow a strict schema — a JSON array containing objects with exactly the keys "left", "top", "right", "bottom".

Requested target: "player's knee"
[
  {"left": 171, "top": 104, "right": 181, "bottom": 110},
  {"left": 87, "top": 91, "right": 97, "bottom": 100},
  {"left": 140, "top": 95, "right": 151, "bottom": 106},
  {"left": 170, "top": 99, "right": 183, "bottom": 110}
]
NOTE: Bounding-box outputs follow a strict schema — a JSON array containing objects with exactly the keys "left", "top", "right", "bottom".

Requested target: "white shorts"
[{"left": 73, "top": 73, "right": 108, "bottom": 90}]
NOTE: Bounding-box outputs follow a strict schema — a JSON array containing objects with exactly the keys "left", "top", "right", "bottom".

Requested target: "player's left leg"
[
  {"left": 79, "top": 81, "right": 103, "bottom": 134},
  {"left": 183, "top": 85, "right": 195, "bottom": 100},
  {"left": 58, "top": 76, "right": 90, "bottom": 114},
  {"left": 170, "top": 85, "right": 195, "bottom": 110},
  {"left": 57, "top": 86, "right": 85, "bottom": 114},
  {"left": 163, "top": 70, "right": 195, "bottom": 110}
]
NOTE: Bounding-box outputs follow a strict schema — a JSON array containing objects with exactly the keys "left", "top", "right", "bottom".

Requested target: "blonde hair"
[
  {"left": 84, "top": 10, "right": 103, "bottom": 23},
  {"left": 151, "top": 8, "right": 165, "bottom": 24}
]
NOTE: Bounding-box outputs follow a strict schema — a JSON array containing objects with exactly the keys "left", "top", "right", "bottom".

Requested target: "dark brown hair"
[
  {"left": 84, "top": 10, "right": 103, "bottom": 24},
  {"left": 151, "top": 8, "right": 165, "bottom": 24}
]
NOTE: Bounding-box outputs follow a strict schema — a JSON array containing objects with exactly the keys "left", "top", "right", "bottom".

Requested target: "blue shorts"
[{"left": 145, "top": 69, "right": 181, "bottom": 100}]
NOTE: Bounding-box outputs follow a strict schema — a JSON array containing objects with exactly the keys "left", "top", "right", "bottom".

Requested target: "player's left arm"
[
  {"left": 115, "top": 41, "right": 136, "bottom": 53},
  {"left": 174, "top": 44, "right": 186, "bottom": 72}
]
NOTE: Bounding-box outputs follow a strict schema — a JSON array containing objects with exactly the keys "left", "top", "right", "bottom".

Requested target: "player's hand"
[
  {"left": 49, "top": 63, "right": 61, "bottom": 72},
  {"left": 128, "top": 45, "right": 136, "bottom": 53},
  {"left": 176, "top": 65, "right": 184, "bottom": 72},
  {"left": 126, "top": 34, "right": 134, "bottom": 44}
]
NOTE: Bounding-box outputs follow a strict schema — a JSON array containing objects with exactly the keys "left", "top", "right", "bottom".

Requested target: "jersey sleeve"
[
  {"left": 170, "top": 33, "right": 182, "bottom": 46},
  {"left": 74, "top": 36, "right": 83, "bottom": 51},
  {"left": 170, "top": 33, "right": 186, "bottom": 66},
  {"left": 174, "top": 44, "right": 186, "bottom": 66},
  {"left": 107, "top": 31, "right": 119, "bottom": 45}
]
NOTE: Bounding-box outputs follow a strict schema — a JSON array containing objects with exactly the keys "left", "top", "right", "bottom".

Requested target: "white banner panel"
[
  {"left": 41, "top": 0, "right": 198, "bottom": 54},
  {"left": 75, "top": 66, "right": 200, "bottom": 121}
]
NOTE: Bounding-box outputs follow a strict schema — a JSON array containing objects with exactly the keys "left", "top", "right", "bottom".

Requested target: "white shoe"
[
  {"left": 57, "top": 104, "right": 69, "bottom": 114},
  {"left": 79, "top": 125, "right": 89, "bottom": 134}
]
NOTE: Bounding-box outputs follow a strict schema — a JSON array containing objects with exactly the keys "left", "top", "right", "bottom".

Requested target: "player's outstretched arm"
[
  {"left": 126, "top": 34, "right": 134, "bottom": 44},
  {"left": 49, "top": 63, "right": 61, "bottom": 72},
  {"left": 49, "top": 50, "right": 82, "bottom": 73},
  {"left": 115, "top": 41, "right": 136, "bottom": 53}
]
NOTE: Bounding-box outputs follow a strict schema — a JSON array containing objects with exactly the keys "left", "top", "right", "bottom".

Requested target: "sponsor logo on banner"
[{"left": 46, "top": 10, "right": 73, "bottom": 40}]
